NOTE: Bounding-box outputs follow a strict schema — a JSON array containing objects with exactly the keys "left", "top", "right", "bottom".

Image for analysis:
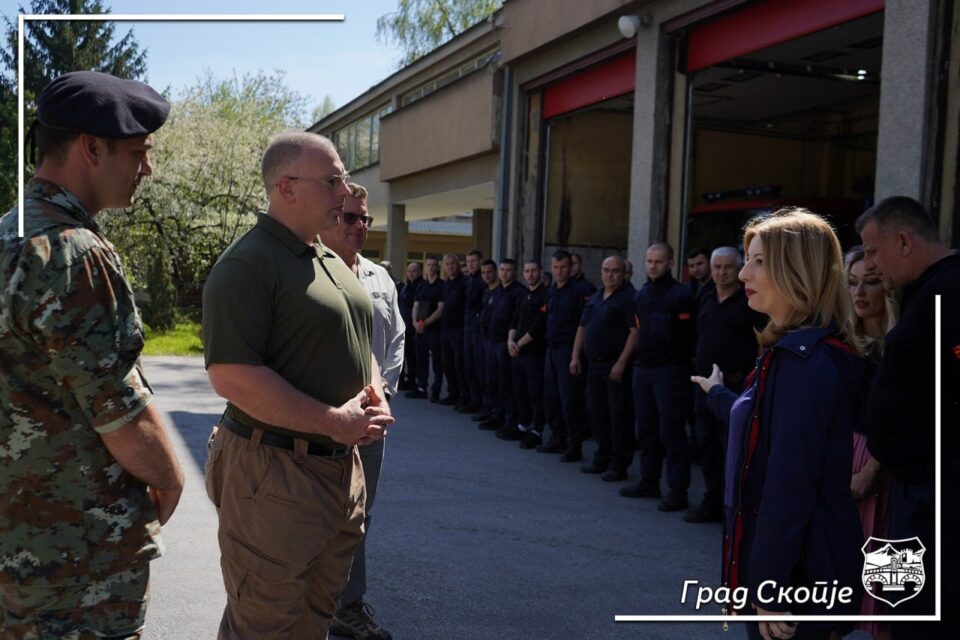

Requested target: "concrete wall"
[
  {"left": 379, "top": 68, "right": 499, "bottom": 181},
  {"left": 875, "top": 0, "right": 938, "bottom": 205},
  {"left": 691, "top": 95, "right": 878, "bottom": 201},
  {"left": 365, "top": 231, "right": 476, "bottom": 263},
  {"left": 501, "top": 0, "right": 643, "bottom": 63},
  {"left": 388, "top": 154, "right": 499, "bottom": 204}
]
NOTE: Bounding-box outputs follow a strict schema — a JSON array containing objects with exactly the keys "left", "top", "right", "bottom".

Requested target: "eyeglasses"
[
  {"left": 285, "top": 173, "right": 351, "bottom": 189},
  {"left": 342, "top": 211, "right": 374, "bottom": 227}
]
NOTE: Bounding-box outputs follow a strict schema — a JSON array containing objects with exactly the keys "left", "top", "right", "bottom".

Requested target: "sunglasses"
[{"left": 342, "top": 211, "right": 374, "bottom": 227}]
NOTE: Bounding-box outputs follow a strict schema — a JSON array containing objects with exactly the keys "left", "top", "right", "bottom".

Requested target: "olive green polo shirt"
[{"left": 202, "top": 213, "right": 373, "bottom": 445}]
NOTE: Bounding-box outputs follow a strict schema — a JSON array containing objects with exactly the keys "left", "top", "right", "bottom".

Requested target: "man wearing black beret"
[{"left": 0, "top": 70, "right": 184, "bottom": 638}]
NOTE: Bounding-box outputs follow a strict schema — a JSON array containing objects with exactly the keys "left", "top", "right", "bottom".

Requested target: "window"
[
  {"left": 332, "top": 103, "right": 393, "bottom": 172},
  {"left": 399, "top": 48, "right": 499, "bottom": 108}
]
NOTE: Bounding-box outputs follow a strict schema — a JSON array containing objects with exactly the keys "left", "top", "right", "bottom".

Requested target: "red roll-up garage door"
[
  {"left": 542, "top": 49, "right": 636, "bottom": 120},
  {"left": 686, "top": 0, "right": 884, "bottom": 72}
]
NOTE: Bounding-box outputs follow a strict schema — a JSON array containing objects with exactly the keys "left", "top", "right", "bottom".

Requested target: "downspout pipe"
[{"left": 496, "top": 66, "right": 513, "bottom": 261}]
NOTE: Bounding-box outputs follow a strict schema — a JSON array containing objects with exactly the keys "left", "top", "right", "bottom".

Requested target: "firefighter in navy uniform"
[
  {"left": 486, "top": 260, "right": 526, "bottom": 440},
  {"left": 507, "top": 260, "right": 548, "bottom": 448},
  {"left": 397, "top": 262, "right": 422, "bottom": 391},
  {"left": 538, "top": 250, "right": 591, "bottom": 462},
  {"left": 475, "top": 259, "right": 502, "bottom": 426},
  {"left": 458, "top": 250, "right": 486, "bottom": 414},
  {"left": 621, "top": 242, "right": 697, "bottom": 513},
  {"left": 409, "top": 256, "right": 444, "bottom": 401},
  {"left": 571, "top": 256, "right": 638, "bottom": 481},
  {"left": 439, "top": 253, "right": 467, "bottom": 406}
]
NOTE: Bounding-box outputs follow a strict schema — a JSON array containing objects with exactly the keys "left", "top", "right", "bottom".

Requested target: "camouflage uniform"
[{"left": 0, "top": 179, "right": 162, "bottom": 638}]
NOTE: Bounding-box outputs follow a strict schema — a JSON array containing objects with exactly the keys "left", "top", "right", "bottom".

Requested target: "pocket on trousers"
[
  {"left": 204, "top": 425, "right": 224, "bottom": 508},
  {"left": 220, "top": 532, "right": 293, "bottom": 585}
]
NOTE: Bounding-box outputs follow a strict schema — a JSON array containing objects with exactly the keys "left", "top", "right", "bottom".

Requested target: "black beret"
[{"left": 35, "top": 70, "right": 170, "bottom": 138}]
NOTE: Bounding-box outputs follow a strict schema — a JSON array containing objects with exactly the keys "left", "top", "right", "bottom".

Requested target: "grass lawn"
[{"left": 142, "top": 319, "right": 203, "bottom": 356}]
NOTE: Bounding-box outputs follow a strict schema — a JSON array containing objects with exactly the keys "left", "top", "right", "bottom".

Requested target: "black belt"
[{"left": 220, "top": 415, "right": 351, "bottom": 459}]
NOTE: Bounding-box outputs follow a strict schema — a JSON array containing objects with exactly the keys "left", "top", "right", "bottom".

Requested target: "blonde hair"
[
  {"left": 743, "top": 207, "right": 856, "bottom": 350},
  {"left": 844, "top": 247, "right": 899, "bottom": 356}
]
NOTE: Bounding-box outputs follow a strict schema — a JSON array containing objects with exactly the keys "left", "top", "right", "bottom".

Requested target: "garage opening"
[
  {"left": 539, "top": 49, "right": 635, "bottom": 277},
  {"left": 684, "top": 9, "right": 883, "bottom": 255}
]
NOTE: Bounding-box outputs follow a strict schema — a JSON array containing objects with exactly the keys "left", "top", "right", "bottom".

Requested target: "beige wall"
[
  {"left": 364, "top": 231, "right": 476, "bottom": 263},
  {"left": 544, "top": 110, "right": 632, "bottom": 248},
  {"left": 379, "top": 68, "right": 499, "bottom": 181},
  {"left": 502, "top": 0, "right": 641, "bottom": 63},
  {"left": 388, "top": 154, "right": 498, "bottom": 204},
  {"left": 692, "top": 95, "right": 879, "bottom": 206}
]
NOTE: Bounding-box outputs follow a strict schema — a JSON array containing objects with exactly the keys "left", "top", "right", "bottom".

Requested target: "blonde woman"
[
  {"left": 845, "top": 246, "right": 897, "bottom": 640},
  {"left": 692, "top": 209, "right": 872, "bottom": 640}
]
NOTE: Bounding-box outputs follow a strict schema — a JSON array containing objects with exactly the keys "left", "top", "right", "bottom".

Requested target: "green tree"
[
  {"left": 0, "top": 0, "right": 148, "bottom": 208},
  {"left": 377, "top": 0, "right": 502, "bottom": 66},
  {"left": 0, "top": 75, "right": 16, "bottom": 210},
  {"left": 311, "top": 94, "right": 336, "bottom": 124},
  {"left": 99, "top": 70, "right": 307, "bottom": 330}
]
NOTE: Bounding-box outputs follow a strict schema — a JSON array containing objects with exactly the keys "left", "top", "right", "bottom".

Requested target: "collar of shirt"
[
  {"left": 647, "top": 272, "right": 676, "bottom": 288},
  {"left": 900, "top": 251, "right": 960, "bottom": 311},
  {"left": 357, "top": 254, "right": 378, "bottom": 279},
  {"left": 771, "top": 325, "right": 836, "bottom": 358},
  {"left": 26, "top": 177, "right": 100, "bottom": 234},
  {"left": 255, "top": 212, "right": 333, "bottom": 259}
]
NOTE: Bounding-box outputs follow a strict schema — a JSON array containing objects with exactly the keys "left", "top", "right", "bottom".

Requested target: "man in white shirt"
[{"left": 320, "top": 183, "right": 403, "bottom": 640}]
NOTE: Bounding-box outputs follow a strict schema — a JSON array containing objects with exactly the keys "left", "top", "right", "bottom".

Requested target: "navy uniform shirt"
[
  {"left": 868, "top": 252, "right": 960, "bottom": 480},
  {"left": 689, "top": 278, "right": 715, "bottom": 302},
  {"left": 399, "top": 276, "right": 421, "bottom": 327},
  {"left": 480, "top": 285, "right": 499, "bottom": 338},
  {"left": 581, "top": 284, "right": 636, "bottom": 362},
  {"left": 574, "top": 273, "right": 598, "bottom": 296},
  {"left": 414, "top": 277, "right": 443, "bottom": 332},
  {"left": 489, "top": 280, "right": 524, "bottom": 343},
  {"left": 545, "top": 279, "right": 591, "bottom": 348},
  {"left": 464, "top": 270, "right": 485, "bottom": 330},
  {"left": 694, "top": 285, "right": 764, "bottom": 377},
  {"left": 441, "top": 272, "right": 466, "bottom": 331},
  {"left": 511, "top": 282, "right": 547, "bottom": 352},
  {"left": 633, "top": 272, "right": 697, "bottom": 367}
]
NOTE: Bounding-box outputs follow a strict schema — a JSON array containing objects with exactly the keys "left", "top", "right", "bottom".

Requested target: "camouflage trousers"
[{"left": 0, "top": 564, "right": 149, "bottom": 640}]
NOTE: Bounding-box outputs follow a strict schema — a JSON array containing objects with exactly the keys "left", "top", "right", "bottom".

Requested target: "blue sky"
[{"left": 1, "top": 0, "right": 407, "bottom": 120}]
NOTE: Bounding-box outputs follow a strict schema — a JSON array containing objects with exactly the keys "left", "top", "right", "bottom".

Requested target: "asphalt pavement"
[{"left": 140, "top": 355, "right": 734, "bottom": 639}]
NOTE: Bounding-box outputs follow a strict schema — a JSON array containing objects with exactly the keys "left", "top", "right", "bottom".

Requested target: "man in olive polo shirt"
[{"left": 202, "top": 131, "right": 395, "bottom": 639}]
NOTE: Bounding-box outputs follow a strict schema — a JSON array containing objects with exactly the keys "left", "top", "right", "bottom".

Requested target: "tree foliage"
[
  {"left": 98, "top": 71, "right": 307, "bottom": 330},
  {"left": 0, "top": 0, "right": 147, "bottom": 208},
  {"left": 376, "top": 0, "right": 502, "bottom": 66},
  {"left": 0, "top": 76, "right": 16, "bottom": 209},
  {"left": 311, "top": 94, "right": 335, "bottom": 124}
]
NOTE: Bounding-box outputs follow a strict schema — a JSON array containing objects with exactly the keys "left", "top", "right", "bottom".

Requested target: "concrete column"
[
  {"left": 875, "top": 0, "right": 939, "bottom": 204},
  {"left": 627, "top": 19, "right": 674, "bottom": 268},
  {"left": 471, "top": 208, "right": 493, "bottom": 257},
  {"left": 386, "top": 203, "right": 407, "bottom": 273}
]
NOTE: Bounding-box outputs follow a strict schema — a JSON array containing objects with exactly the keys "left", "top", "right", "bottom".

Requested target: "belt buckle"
[{"left": 329, "top": 446, "right": 350, "bottom": 459}]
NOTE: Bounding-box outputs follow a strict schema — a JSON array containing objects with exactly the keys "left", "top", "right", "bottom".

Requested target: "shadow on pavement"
[{"left": 166, "top": 410, "right": 221, "bottom": 473}]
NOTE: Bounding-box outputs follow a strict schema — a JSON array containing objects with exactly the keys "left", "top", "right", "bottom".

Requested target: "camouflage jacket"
[{"left": 0, "top": 179, "right": 162, "bottom": 587}]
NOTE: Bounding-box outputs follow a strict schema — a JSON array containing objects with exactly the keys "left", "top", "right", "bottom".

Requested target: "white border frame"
[
  {"left": 16, "top": 13, "right": 344, "bottom": 237},
  {"left": 13, "top": 10, "right": 943, "bottom": 629}
]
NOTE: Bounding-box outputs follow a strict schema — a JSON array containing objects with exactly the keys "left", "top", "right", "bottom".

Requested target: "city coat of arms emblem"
[{"left": 861, "top": 537, "right": 926, "bottom": 607}]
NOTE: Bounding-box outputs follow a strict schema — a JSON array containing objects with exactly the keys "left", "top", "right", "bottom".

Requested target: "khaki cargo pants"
[{"left": 205, "top": 427, "right": 365, "bottom": 639}]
